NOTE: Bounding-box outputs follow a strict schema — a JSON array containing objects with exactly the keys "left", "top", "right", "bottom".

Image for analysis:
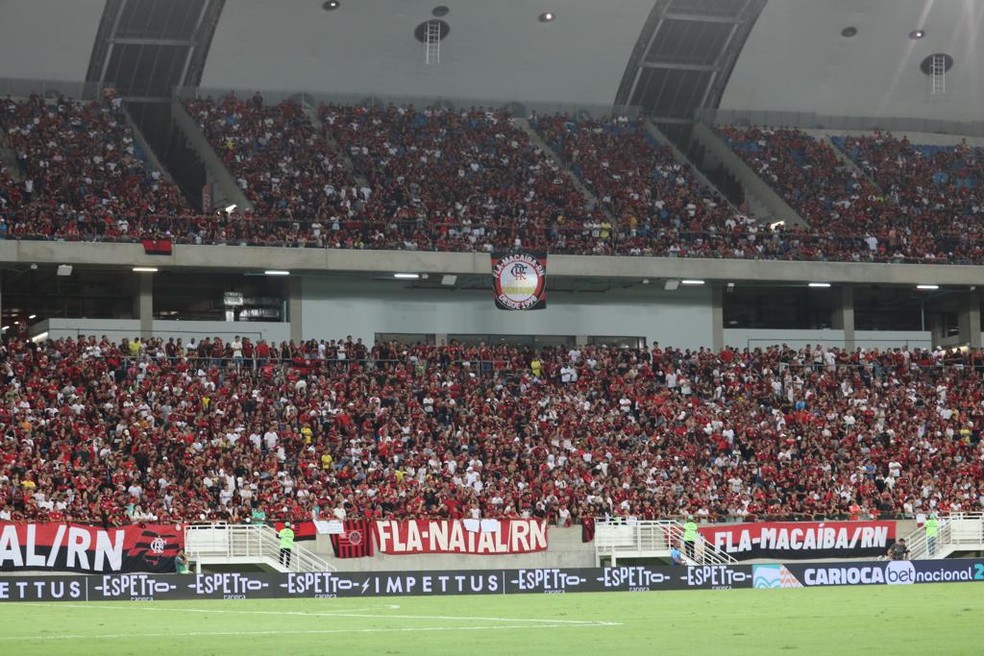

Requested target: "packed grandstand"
[
  {"left": 0, "top": 1, "right": 983, "bottom": 546},
  {"left": 1, "top": 335, "right": 980, "bottom": 528},
  {"left": 2, "top": 91, "right": 984, "bottom": 262}
]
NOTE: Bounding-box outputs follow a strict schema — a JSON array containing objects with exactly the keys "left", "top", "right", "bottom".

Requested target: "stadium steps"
[
  {"left": 185, "top": 523, "right": 336, "bottom": 573},
  {"left": 593, "top": 519, "right": 737, "bottom": 567},
  {"left": 646, "top": 118, "right": 748, "bottom": 219},
  {"left": 0, "top": 134, "right": 23, "bottom": 182},
  {"left": 691, "top": 121, "right": 809, "bottom": 228},
  {"left": 0, "top": 150, "right": 22, "bottom": 182},
  {"left": 900, "top": 512, "right": 984, "bottom": 559},
  {"left": 170, "top": 99, "right": 254, "bottom": 213},
  {"left": 816, "top": 134, "right": 884, "bottom": 193},
  {"left": 307, "top": 107, "right": 371, "bottom": 189},
  {"left": 120, "top": 104, "right": 180, "bottom": 187},
  {"left": 512, "top": 117, "right": 612, "bottom": 220}
]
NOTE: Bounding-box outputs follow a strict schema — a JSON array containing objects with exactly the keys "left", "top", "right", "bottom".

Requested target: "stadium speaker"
[
  {"left": 442, "top": 275, "right": 457, "bottom": 286},
  {"left": 664, "top": 280, "right": 679, "bottom": 291},
  {"left": 57, "top": 265, "right": 73, "bottom": 277}
]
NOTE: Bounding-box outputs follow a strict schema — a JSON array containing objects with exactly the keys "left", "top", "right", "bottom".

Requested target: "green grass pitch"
[{"left": 0, "top": 583, "right": 980, "bottom": 655}]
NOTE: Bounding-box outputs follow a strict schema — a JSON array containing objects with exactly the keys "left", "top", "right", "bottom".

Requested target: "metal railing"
[
  {"left": 594, "top": 519, "right": 736, "bottom": 566},
  {"left": 695, "top": 108, "right": 984, "bottom": 139},
  {"left": 184, "top": 523, "right": 335, "bottom": 572},
  {"left": 901, "top": 513, "right": 984, "bottom": 560},
  {"left": 0, "top": 77, "right": 111, "bottom": 100},
  {"left": 175, "top": 84, "right": 641, "bottom": 120},
  {"left": 6, "top": 210, "right": 984, "bottom": 264}
]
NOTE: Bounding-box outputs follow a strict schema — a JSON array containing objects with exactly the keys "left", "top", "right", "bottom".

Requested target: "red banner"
[
  {"left": 581, "top": 517, "right": 596, "bottom": 543},
  {"left": 374, "top": 519, "right": 548, "bottom": 555},
  {"left": 330, "top": 520, "right": 375, "bottom": 558},
  {"left": 698, "top": 521, "right": 896, "bottom": 561},
  {"left": 0, "top": 523, "right": 184, "bottom": 573},
  {"left": 272, "top": 521, "right": 317, "bottom": 541},
  {"left": 141, "top": 239, "right": 173, "bottom": 255}
]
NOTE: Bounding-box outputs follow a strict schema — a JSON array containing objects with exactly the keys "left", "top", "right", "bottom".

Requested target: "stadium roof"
[{"left": 0, "top": 0, "right": 981, "bottom": 122}]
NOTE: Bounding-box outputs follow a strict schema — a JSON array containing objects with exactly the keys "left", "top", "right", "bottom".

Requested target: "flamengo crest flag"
[
  {"left": 492, "top": 252, "right": 547, "bottom": 310},
  {"left": 330, "top": 520, "right": 375, "bottom": 558}
]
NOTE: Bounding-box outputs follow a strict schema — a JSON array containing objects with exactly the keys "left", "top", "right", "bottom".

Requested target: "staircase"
[
  {"left": 121, "top": 104, "right": 179, "bottom": 186},
  {"left": 691, "top": 120, "right": 808, "bottom": 227},
  {"left": 901, "top": 513, "right": 984, "bottom": 560},
  {"left": 817, "top": 134, "right": 883, "bottom": 192},
  {"left": 309, "top": 106, "right": 370, "bottom": 189},
  {"left": 512, "top": 117, "right": 609, "bottom": 219},
  {"left": 645, "top": 119, "right": 743, "bottom": 216},
  {"left": 0, "top": 132, "right": 23, "bottom": 182},
  {"left": 184, "top": 523, "right": 335, "bottom": 573},
  {"left": 594, "top": 519, "right": 736, "bottom": 567},
  {"left": 170, "top": 100, "right": 253, "bottom": 213}
]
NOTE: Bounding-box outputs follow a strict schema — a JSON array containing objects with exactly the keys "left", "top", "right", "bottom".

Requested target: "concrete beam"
[
  {"left": 639, "top": 62, "right": 717, "bottom": 72},
  {"left": 959, "top": 292, "right": 981, "bottom": 348},
  {"left": 4, "top": 241, "right": 984, "bottom": 287},
  {"left": 134, "top": 273, "right": 153, "bottom": 339},
  {"left": 711, "top": 285, "right": 724, "bottom": 351}
]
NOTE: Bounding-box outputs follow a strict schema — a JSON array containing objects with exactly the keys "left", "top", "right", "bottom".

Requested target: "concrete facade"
[{"left": 7, "top": 241, "right": 984, "bottom": 286}]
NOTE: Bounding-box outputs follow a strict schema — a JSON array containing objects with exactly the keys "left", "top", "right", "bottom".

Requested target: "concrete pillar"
[
  {"left": 289, "top": 276, "right": 303, "bottom": 343},
  {"left": 831, "top": 286, "right": 855, "bottom": 351},
  {"left": 928, "top": 313, "right": 946, "bottom": 349},
  {"left": 133, "top": 273, "right": 153, "bottom": 339},
  {"left": 711, "top": 285, "right": 724, "bottom": 351},
  {"left": 958, "top": 291, "right": 981, "bottom": 348}
]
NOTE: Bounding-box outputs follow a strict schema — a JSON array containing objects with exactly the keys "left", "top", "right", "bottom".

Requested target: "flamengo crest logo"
[
  {"left": 492, "top": 252, "right": 547, "bottom": 310},
  {"left": 347, "top": 530, "right": 363, "bottom": 546}
]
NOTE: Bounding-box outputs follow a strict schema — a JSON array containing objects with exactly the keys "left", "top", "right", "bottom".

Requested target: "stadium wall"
[
  {"left": 0, "top": 1, "right": 103, "bottom": 82},
  {"left": 725, "top": 329, "right": 933, "bottom": 351},
  {"left": 299, "top": 278, "right": 713, "bottom": 349},
  {"left": 8, "top": 242, "right": 984, "bottom": 287}
]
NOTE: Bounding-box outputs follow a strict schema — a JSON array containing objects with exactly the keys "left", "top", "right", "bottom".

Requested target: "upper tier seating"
[{"left": 1, "top": 92, "right": 189, "bottom": 241}]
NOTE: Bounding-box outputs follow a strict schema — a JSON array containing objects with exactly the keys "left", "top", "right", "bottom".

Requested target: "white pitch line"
[
  {"left": 57, "top": 603, "right": 620, "bottom": 626},
  {"left": 0, "top": 623, "right": 619, "bottom": 641}
]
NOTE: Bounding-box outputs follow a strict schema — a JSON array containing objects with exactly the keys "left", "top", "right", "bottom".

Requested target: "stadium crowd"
[
  {"left": 532, "top": 114, "right": 760, "bottom": 258},
  {"left": 5, "top": 92, "right": 984, "bottom": 262},
  {"left": 0, "top": 335, "right": 981, "bottom": 528},
  {"left": 719, "top": 126, "right": 984, "bottom": 262},
  {"left": 319, "top": 104, "right": 595, "bottom": 253},
  {"left": 0, "top": 91, "right": 189, "bottom": 240}
]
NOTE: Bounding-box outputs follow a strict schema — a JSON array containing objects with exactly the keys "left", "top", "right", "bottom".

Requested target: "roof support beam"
[
  {"left": 109, "top": 37, "right": 196, "bottom": 47},
  {"left": 662, "top": 12, "right": 740, "bottom": 24},
  {"left": 640, "top": 62, "right": 717, "bottom": 72},
  {"left": 649, "top": 116, "right": 695, "bottom": 124}
]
